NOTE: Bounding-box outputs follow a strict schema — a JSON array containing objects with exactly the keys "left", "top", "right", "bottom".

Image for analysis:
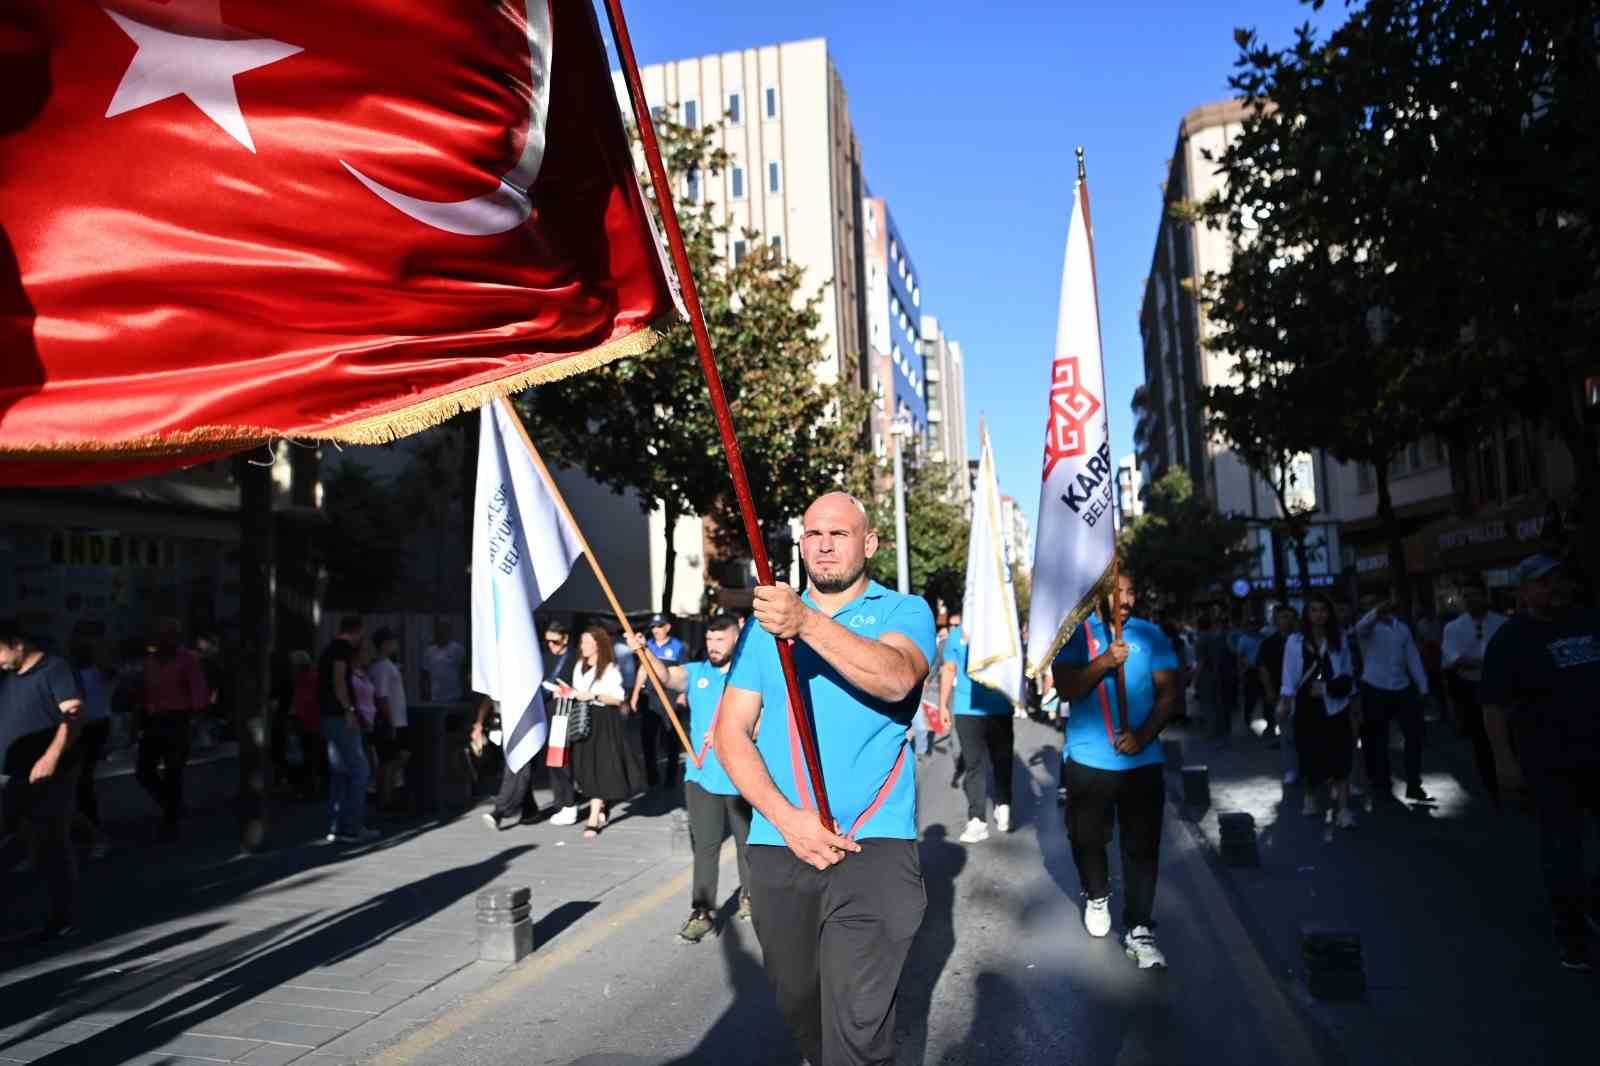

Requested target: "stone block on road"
[
  {"left": 476, "top": 885, "right": 533, "bottom": 963},
  {"left": 1181, "top": 765, "right": 1210, "bottom": 810}
]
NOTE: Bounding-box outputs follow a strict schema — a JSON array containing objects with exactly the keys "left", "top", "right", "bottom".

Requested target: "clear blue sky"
[{"left": 608, "top": 0, "right": 1330, "bottom": 532}]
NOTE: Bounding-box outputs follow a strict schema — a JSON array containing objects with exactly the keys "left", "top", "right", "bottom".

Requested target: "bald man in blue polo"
[{"left": 716, "top": 491, "right": 936, "bottom": 1066}]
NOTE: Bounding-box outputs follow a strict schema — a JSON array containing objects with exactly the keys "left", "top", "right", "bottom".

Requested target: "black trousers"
[
  {"left": 1525, "top": 760, "right": 1600, "bottom": 940},
  {"left": 953, "top": 714, "right": 1014, "bottom": 822},
  {"left": 136, "top": 714, "right": 191, "bottom": 826},
  {"left": 1359, "top": 684, "right": 1424, "bottom": 790},
  {"left": 1, "top": 759, "right": 81, "bottom": 930},
  {"left": 74, "top": 719, "right": 110, "bottom": 829},
  {"left": 1242, "top": 672, "right": 1263, "bottom": 725},
  {"left": 492, "top": 757, "right": 536, "bottom": 821},
  {"left": 1063, "top": 760, "right": 1164, "bottom": 930},
  {"left": 639, "top": 698, "right": 681, "bottom": 788},
  {"left": 1448, "top": 675, "right": 1498, "bottom": 804},
  {"left": 748, "top": 839, "right": 925, "bottom": 1066},
  {"left": 685, "top": 780, "right": 753, "bottom": 912}
]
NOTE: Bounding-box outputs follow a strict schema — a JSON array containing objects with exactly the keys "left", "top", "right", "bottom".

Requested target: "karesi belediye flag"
[
  {"left": 471, "top": 400, "right": 584, "bottom": 772},
  {"left": 1025, "top": 166, "right": 1117, "bottom": 678}
]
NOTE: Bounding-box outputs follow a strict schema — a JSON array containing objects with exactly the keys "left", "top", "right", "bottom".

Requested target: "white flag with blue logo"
[
  {"left": 962, "top": 423, "right": 1024, "bottom": 707},
  {"left": 471, "top": 400, "right": 584, "bottom": 773}
]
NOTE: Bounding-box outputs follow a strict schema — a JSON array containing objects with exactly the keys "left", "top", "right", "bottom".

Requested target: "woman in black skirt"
[
  {"left": 1277, "top": 595, "right": 1359, "bottom": 831},
  {"left": 562, "top": 625, "right": 645, "bottom": 837}
]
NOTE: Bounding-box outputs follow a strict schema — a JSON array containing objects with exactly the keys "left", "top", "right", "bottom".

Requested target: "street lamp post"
[{"left": 891, "top": 414, "right": 912, "bottom": 594}]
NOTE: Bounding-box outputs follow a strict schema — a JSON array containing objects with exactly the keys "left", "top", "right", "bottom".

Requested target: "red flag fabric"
[{"left": 0, "top": 0, "right": 676, "bottom": 485}]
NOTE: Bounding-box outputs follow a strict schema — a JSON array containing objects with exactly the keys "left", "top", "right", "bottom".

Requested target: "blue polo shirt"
[
  {"left": 1055, "top": 616, "right": 1178, "bottom": 772},
  {"left": 728, "top": 581, "right": 936, "bottom": 845},
  {"left": 682, "top": 659, "right": 736, "bottom": 795},
  {"left": 944, "top": 625, "right": 1016, "bottom": 716},
  {"left": 649, "top": 636, "right": 686, "bottom": 663}
]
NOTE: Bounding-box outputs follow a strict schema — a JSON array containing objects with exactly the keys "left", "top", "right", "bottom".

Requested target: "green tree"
[
  {"left": 318, "top": 460, "right": 401, "bottom": 608},
  {"left": 519, "top": 113, "right": 867, "bottom": 607},
  {"left": 868, "top": 455, "right": 969, "bottom": 612},
  {"left": 1118, "top": 469, "right": 1253, "bottom": 616}
]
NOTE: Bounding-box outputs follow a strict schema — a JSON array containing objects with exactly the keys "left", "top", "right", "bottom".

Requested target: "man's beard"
[{"left": 807, "top": 558, "right": 867, "bottom": 594}]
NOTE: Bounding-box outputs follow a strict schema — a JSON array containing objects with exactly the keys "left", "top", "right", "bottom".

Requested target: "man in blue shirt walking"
[
  {"left": 716, "top": 492, "right": 936, "bottom": 1066},
  {"left": 631, "top": 614, "right": 751, "bottom": 944},
  {"left": 631, "top": 612, "right": 688, "bottom": 790},
  {"left": 1054, "top": 573, "right": 1180, "bottom": 970},
  {"left": 941, "top": 622, "right": 1017, "bottom": 842}
]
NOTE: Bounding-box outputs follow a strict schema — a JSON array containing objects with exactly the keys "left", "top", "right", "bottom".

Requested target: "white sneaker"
[
  {"left": 994, "top": 805, "right": 1012, "bottom": 833},
  {"left": 1283, "top": 770, "right": 1299, "bottom": 786},
  {"left": 1124, "top": 926, "right": 1167, "bottom": 969},
  {"left": 550, "top": 805, "right": 580, "bottom": 826},
  {"left": 1336, "top": 807, "right": 1358, "bottom": 830},
  {"left": 1084, "top": 895, "right": 1111, "bottom": 938},
  {"left": 481, "top": 812, "right": 499, "bottom": 833},
  {"left": 958, "top": 818, "right": 990, "bottom": 844},
  {"left": 1301, "top": 795, "right": 1319, "bottom": 817}
]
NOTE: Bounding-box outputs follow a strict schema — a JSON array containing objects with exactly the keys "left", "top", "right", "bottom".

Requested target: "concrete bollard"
[
  {"left": 477, "top": 886, "right": 534, "bottom": 964},
  {"left": 1300, "top": 925, "right": 1366, "bottom": 1000},
  {"left": 1181, "top": 765, "right": 1210, "bottom": 809},
  {"left": 1217, "top": 811, "right": 1260, "bottom": 867}
]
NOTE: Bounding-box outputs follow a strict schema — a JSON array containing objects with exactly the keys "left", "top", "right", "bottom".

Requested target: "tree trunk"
[
  {"left": 1269, "top": 524, "right": 1288, "bottom": 605},
  {"left": 1292, "top": 533, "right": 1313, "bottom": 597},
  {"left": 234, "top": 455, "right": 274, "bottom": 853},
  {"left": 660, "top": 498, "right": 678, "bottom": 615},
  {"left": 1373, "top": 458, "right": 1414, "bottom": 619}
]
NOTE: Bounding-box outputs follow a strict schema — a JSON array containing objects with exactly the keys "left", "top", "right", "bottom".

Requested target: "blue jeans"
[{"left": 323, "top": 716, "right": 369, "bottom": 836}]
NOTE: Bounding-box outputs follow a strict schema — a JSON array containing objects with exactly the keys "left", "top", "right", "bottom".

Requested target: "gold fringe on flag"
[{"left": 1024, "top": 556, "right": 1118, "bottom": 681}]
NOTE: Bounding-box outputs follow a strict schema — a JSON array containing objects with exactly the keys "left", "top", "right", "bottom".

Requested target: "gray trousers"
[{"left": 685, "top": 780, "right": 752, "bottom": 911}]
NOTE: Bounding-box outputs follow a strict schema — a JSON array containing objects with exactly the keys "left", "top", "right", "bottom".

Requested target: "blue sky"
[{"left": 609, "top": 0, "right": 1332, "bottom": 532}]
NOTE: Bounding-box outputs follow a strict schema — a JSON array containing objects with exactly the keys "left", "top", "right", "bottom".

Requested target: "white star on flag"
[{"left": 102, "top": 1, "right": 302, "bottom": 153}]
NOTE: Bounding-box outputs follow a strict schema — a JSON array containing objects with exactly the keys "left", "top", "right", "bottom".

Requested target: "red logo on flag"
[{"left": 1042, "top": 357, "right": 1101, "bottom": 479}]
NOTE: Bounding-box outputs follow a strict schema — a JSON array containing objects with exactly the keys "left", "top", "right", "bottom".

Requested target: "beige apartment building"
[{"left": 921, "top": 315, "right": 970, "bottom": 497}]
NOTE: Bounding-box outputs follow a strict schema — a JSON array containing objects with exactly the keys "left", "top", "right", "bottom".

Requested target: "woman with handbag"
[
  {"left": 1278, "top": 594, "right": 1361, "bottom": 831},
  {"left": 562, "top": 625, "right": 645, "bottom": 838}
]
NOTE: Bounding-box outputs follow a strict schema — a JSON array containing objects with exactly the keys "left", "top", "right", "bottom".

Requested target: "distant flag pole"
[
  {"left": 1025, "top": 146, "right": 1129, "bottom": 733},
  {"left": 602, "top": 0, "right": 833, "bottom": 827},
  {"left": 494, "top": 397, "right": 700, "bottom": 768}
]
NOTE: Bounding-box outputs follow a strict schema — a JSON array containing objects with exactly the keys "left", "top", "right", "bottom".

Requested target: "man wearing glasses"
[
  {"left": 1442, "top": 579, "right": 1507, "bottom": 804},
  {"left": 473, "top": 619, "right": 579, "bottom": 829}
]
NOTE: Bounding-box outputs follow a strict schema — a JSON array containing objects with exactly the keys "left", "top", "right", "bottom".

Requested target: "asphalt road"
[{"left": 376, "top": 719, "right": 1325, "bottom": 1066}]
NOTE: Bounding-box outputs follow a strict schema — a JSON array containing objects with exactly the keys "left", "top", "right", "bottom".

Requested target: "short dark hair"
[
  {"left": 338, "top": 614, "right": 363, "bottom": 636},
  {"left": 706, "top": 615, "right": 739, "bottom": 635},
  {"left": 543, "top": 620, "right": 570, "bottom": 637},
  {"left": 0, "top": 619, "right": 35, "bottom": 649}
]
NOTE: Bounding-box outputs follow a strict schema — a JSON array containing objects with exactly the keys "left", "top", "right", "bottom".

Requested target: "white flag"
[
  {"left": 471, "top": 401, "right": 584, "bottom": 772},
  {"left": 1025, "top": 174, "right": 1116, "bottom": 678},
  {"left": 961, "top": 424, "right": 1023, "bottom": 707}
]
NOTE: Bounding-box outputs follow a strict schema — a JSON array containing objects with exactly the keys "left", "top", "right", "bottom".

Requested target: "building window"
[
  {"left": 769, "top": 234, "right": 783, "bottom": 259},
  {"left": 731, "top": 165, "right": 745, "bottom": 200},
  {"left": 765, "top": 85, "right": 779, "bottom": 119},
  {"left": 685, "top": 167, "right": 700, "bottom": 203},
  {"left": 726, "top": 90, "right": 743, "bottom": 125},
  {"left": 732, "top": 239, "right": 747, "bottom": 266},
  {"left": 683, "top": 99, "right": 698, "bottom": 129},
  {"left": 768, "top": 160, "right": 782, "bottom": 194}
]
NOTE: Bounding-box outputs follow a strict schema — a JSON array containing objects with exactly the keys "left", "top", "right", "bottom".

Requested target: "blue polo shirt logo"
[
  {"left": 728, "top": 581, "right": 936, "bottom": 844},
  {"left": 695, "top": 676, "right": 710, "bottom": 689}
]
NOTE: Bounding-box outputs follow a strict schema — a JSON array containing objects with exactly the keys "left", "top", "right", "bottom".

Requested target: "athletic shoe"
[
  {"left": 323, "top": 832, "right": 339, "bottom": 845},
  {"left": 1283, "top": 770, "right": 1299, "bottom": 786},
  {"left": 1560, "top": 940, "right": 1592, "bottom": 972},
  {"left": 958, "top": 818, "right": 990, "bottom": 844},
  {"left": 549, "top": 805, "right": 580, "bottom": 826},
  {"left": 737, "top": 893, "right": 752, "bottom": 922},
  {"left": 677, "top": 910, "right": 715, "bottom": 944},
  {"left": 481, "top": 812, "right": 499, "bottom": 833},
  {"left": 994, "top": 805, "right": 1012, "bottom": 833},
  {"left": 1083, "top": 896, "right": 1111, "bottom": 938},
  {"left": 1405, "top": 784, "right": 1432, "bottom": 802},
  {"left": 1057, "top": 786, "right": 1069, "bottom": 807},
  {"left": 1301, "top": 795, "right": 1319, "bottom": 816},
  {"left": 336, "top": 828, "right": 381, "bottom": 843},
  {"left": 1124, "top": 926, "right": 1167, "bottom": 969},
  {"left": 1336, "top": 808, "right": 1358, "bottom": 830}
]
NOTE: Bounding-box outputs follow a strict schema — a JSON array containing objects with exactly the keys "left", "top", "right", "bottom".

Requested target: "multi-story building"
[
  {"left": 1138, "top": 98, "right": 1342, "bottom": 603},
  {"left": 861, "top": 195, "right": 928, "bottom": 457},
  {"left": 921, "top": 316, "right": 970, "bottom": 497},
  {"left": 1114, "top": 452, "right": 1144, "bottom": 530},
  {"left": 617, "top": 39, "right": 869, "bottom": 392},
  {"left": 1000, "top": 495, "right": 1033, "bottom": 574}
]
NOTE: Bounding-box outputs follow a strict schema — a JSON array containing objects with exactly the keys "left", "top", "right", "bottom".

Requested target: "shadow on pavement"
[
  {"left": 661, "top": 890, "right": 794, "bottom": 1066},
  {"left": 895, "top": 822, "right": 966, "bottom": 1066}
]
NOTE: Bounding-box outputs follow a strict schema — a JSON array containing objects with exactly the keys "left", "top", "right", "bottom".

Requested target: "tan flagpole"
[{"left": 494, "top": 396, "right": 700, "bottom": 768}]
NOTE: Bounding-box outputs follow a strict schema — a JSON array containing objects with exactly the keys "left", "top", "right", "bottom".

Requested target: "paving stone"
[
  {"left": 235, "top": 1021, "right": 346, "bottom": 1048},
  {"left": 153, "top": 1033, "right": 268, "bottom": 1061},
  {"left": 0, "top": 1038, "right": 72, "bottom": 1064},
  {"left": 237, "top": 1044, "right": 313, "bottom": 1066}
]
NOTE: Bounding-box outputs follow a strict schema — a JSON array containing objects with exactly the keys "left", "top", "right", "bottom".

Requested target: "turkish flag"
[{"left": 0, "top": 0, "right": 676, "bottom": 485}]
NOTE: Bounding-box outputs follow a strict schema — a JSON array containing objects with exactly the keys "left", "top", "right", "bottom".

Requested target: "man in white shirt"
[
  {"left": 1354, "top": 594, "right": 1431, "bottom": 802},
  {"left": 1441, "top": 581, "right": 1508, "bottom": 804},
  {"left": 421, "top": 621, "right": 466, "bottom": 704},
  {"left": 369, "top": 628, "right": 409, "bottom": 807}
]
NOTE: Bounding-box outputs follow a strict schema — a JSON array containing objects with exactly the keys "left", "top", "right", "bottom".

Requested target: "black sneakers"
[{"left": 1560, "top": 939, "right": 1592, "bottom": 973}]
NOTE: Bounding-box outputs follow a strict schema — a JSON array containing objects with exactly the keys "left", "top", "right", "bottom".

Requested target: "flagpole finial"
[{"left": 1076, "top": 146, "right": 1087, "bottom": 181}]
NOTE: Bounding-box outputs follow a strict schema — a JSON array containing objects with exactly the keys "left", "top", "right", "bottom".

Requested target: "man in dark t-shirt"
[
  {"left": 1257, "top": 605, "right": 1299, "bottom": 780},
  {"left": 1481, "top": 555, "right": 1600, "bottom": 972},
  {"left": 317, "top": 615, "right": 376, "bottom": 842},
  {"left": 0, "top": 619, "right": 85, "bottom": 940}
]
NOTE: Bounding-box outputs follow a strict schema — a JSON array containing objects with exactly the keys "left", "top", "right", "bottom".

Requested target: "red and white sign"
[{"left": 1043, "top": 356, "right": 1103, "bottom": 478}]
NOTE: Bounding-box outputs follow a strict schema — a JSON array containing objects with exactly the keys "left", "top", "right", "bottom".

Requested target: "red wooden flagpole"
[{"left": 601, "top": 0, "right": 834, "bottom": 830}]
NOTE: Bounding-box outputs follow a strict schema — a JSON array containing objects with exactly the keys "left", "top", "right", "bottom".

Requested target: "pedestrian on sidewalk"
[
  {"left": 475, "top": 619, "right": 578, "bottom": 833},
  {"left": 137, "top": 618, "right": 208, "bottom": 841},
  {"left": 1258, "top": 605, "right": 1300, "bottom": 783},
  {"left": 1442, "top": 580, "right": 1508, "bottom": 805},
  {"left": 630, "top": 615, "right": 753, "bottom": 944},
  {"left": 942, "top": 620, "right": 1016, "bottom": 843},
  {"left": 368, "top": 628, "right": 409, "bottom": 810},
  {"left": 420, "top": 620, "right": 466, "bottom": 704},
  {"left": 318, "top": 615, "right": 378, "bottom": 843},
  {"left": 0, "top": 619, "right": 84, "bottom": 942},
  {"left": 941, "top": 612, "right": 967, "bottom": 790},
  {"left": 1211, "top": 609, "right": 1242, "bottom": 744},
  {"left": 68, "top": 639, "right": 112, "bottom": 859},
  {"left": 1193, "top": 612, "right": 1221, "bottom": 735},
  {"left": 287, "top": 650, "right": 323, "bottom": 800},
  {"left": 1053, "top": 573, "right": 1179, "bottom": 970},
  {"left": 1281, "top": 595, "right": 1359, "bottom": 830},
  {"left": 1236, "top": 613, "right": 1265, "bottom": 734},
  {"left": 1354, "top": 594, "right": 1431, "bottom": 803},
  {"left": 539, "top": 621, "right": 581, "bottom": 825},
  {"left": 565, "top": 625, "right": 644, "bottom": 838},
  {"left": 1480, "top": 554, "right": 1600, "bottom": 972},
  {"left": 631, "top": 613, "right": 686, "bottom": 791},
  {"left": 715, "top": 492, "right": 935, "bottom": 1066}
]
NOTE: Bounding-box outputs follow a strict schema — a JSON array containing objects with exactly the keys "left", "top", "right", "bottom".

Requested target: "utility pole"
[
  {"left": 891, "top": 414, "right": 912, "bottom": 594},
  {"left": 234, "top": 452, "right": 274, "bottom": 852}
]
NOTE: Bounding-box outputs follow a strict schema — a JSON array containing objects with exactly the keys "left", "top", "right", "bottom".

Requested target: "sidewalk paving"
[
  {"left": 1170, "top": 712, "right": 1599, "bottom": 1065},
  {"left": 0, "top": 763, "right": 692, "bottom": 1066}
]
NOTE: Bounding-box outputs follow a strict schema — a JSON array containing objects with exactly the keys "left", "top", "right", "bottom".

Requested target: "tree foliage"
[
  {"left": 867, "top": 455, "right": 969, "bottom": 612},
  {"left": 1118, "top": 469, "right": 1253, "bottom": 615},
  {"left": 318, "top": 460, "right": 402, "bottom": 608}
]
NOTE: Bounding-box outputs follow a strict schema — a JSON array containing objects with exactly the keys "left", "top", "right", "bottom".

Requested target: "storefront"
[{"left": 1413, "top": 498, "right": 1564, "bottom": 613}]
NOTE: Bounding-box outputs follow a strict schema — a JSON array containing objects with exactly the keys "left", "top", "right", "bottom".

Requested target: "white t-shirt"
[
  {"left": 423, "top": 641, "right": 466, "bottom": 703},
  {"left": 369, "top": 657, "right": 407, "bottom": 728},
  {"left": 573, "top": 662, "right": 624, "bottom": 702}
]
